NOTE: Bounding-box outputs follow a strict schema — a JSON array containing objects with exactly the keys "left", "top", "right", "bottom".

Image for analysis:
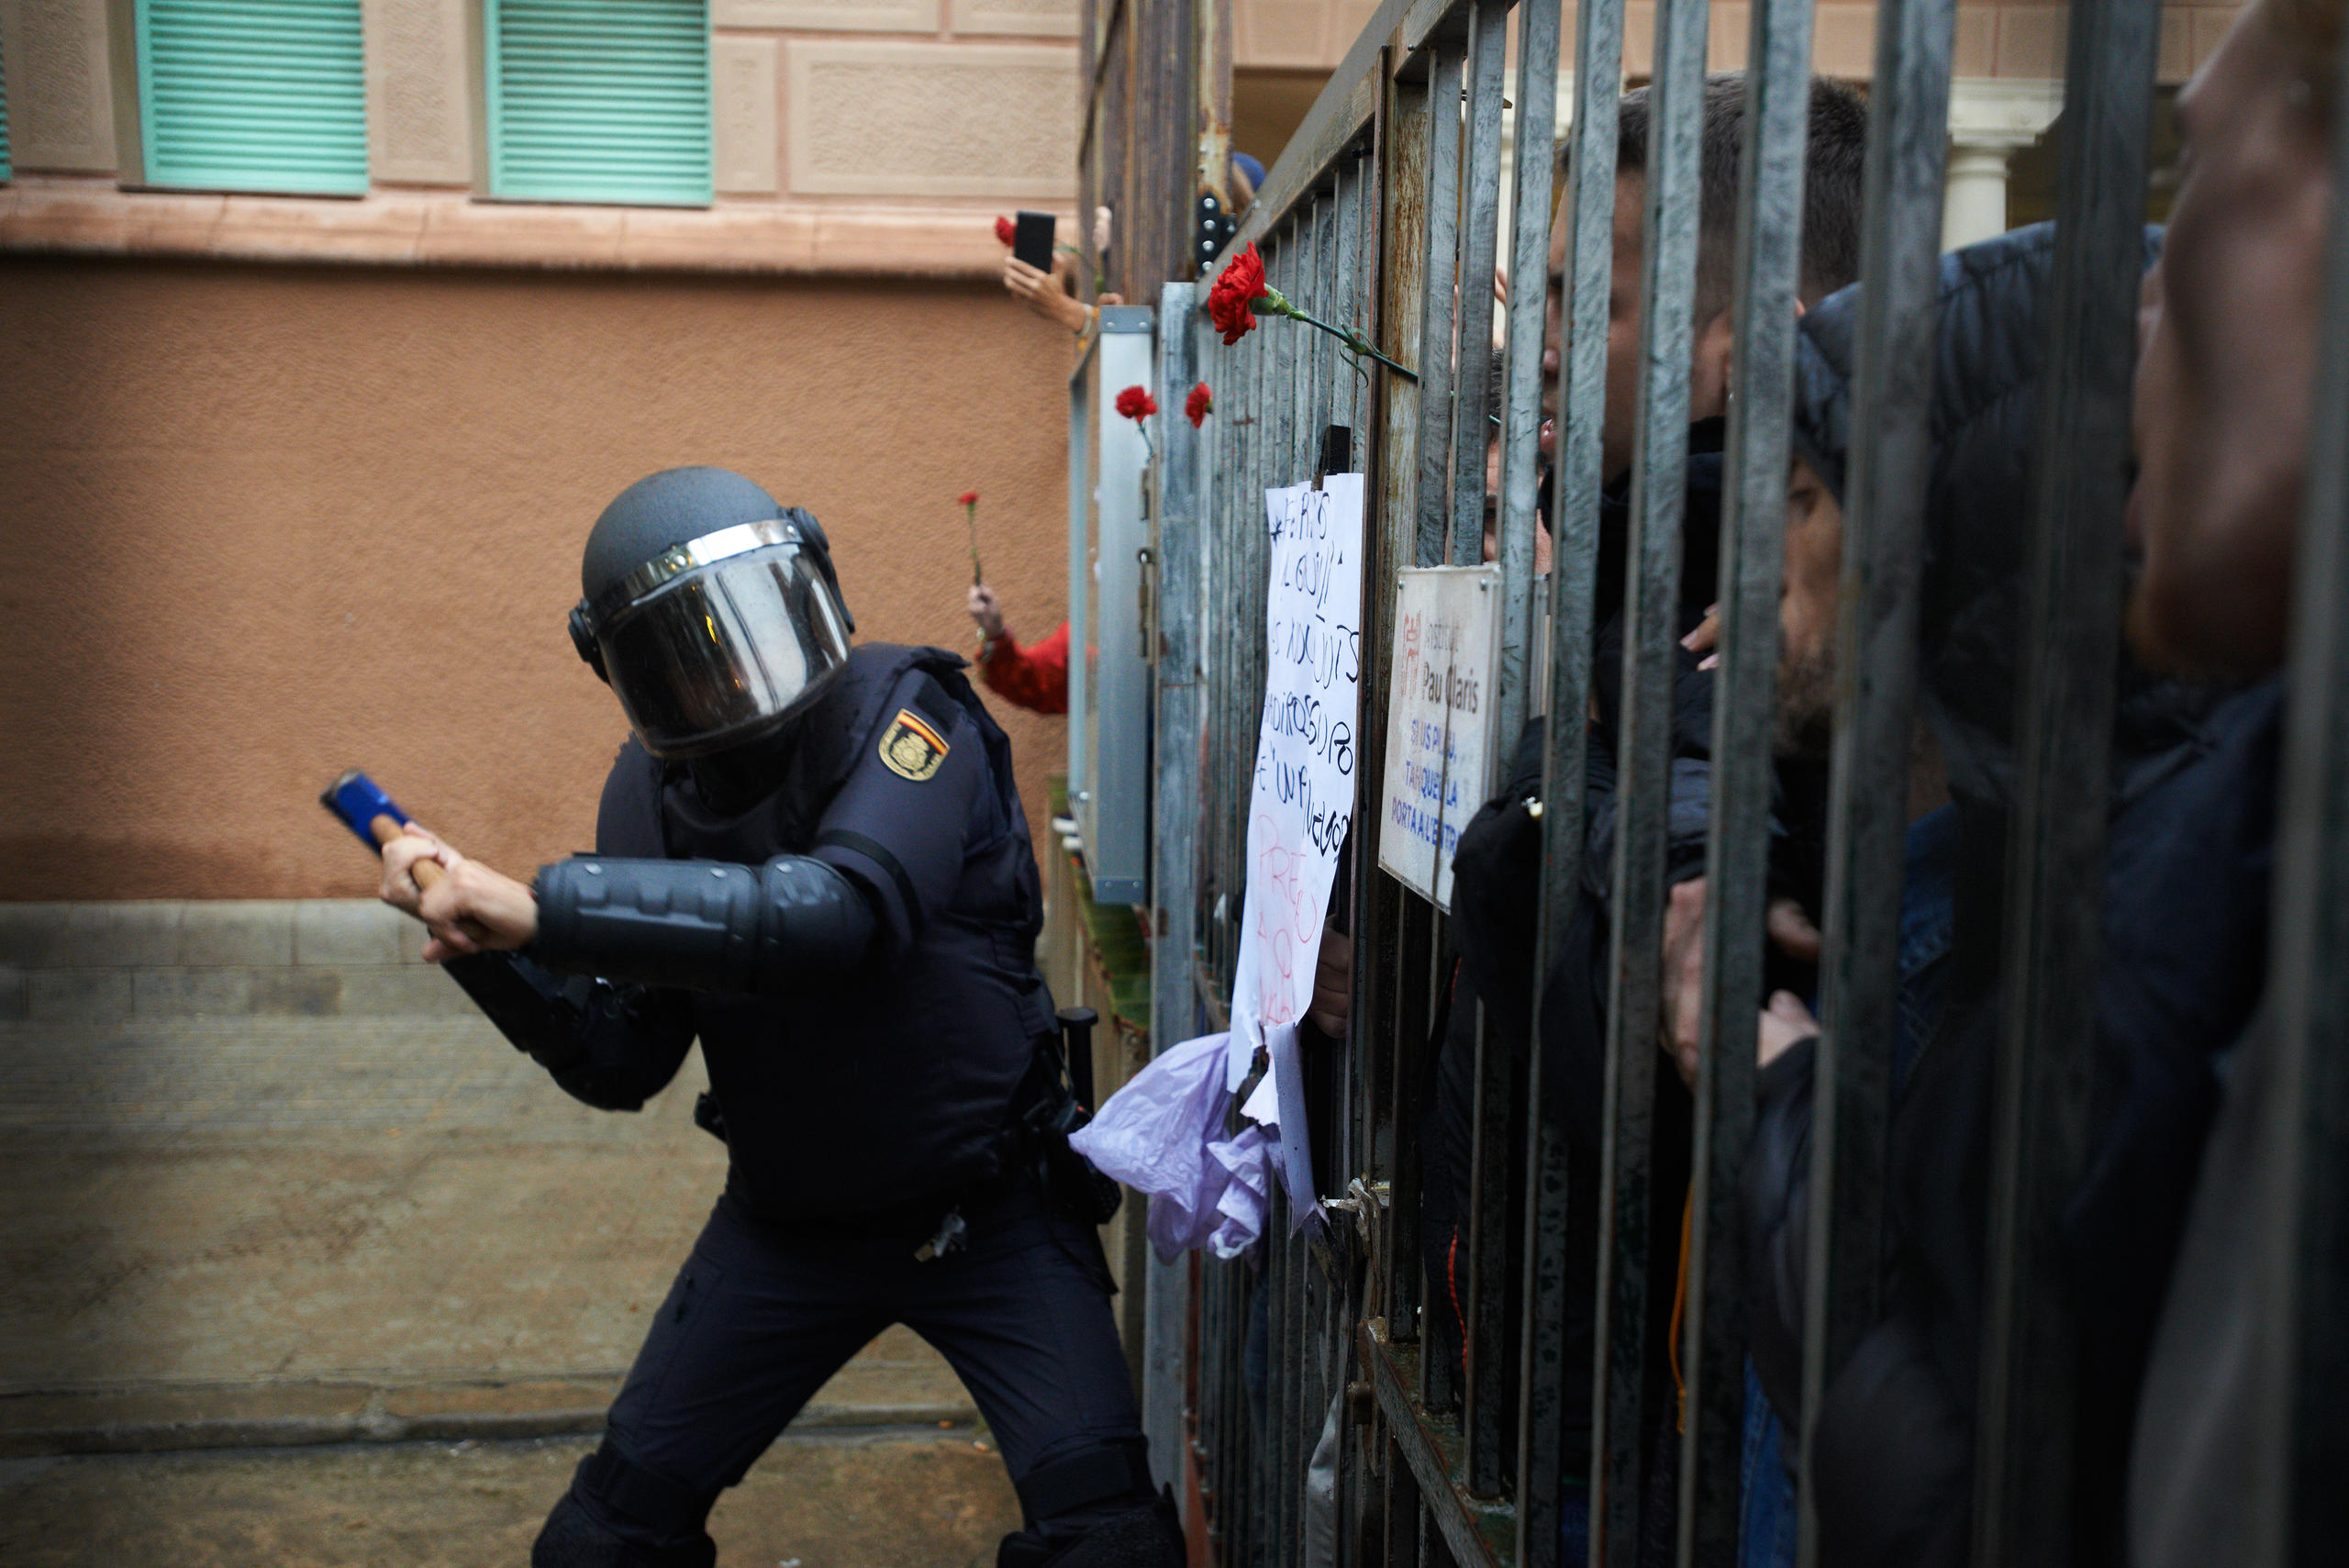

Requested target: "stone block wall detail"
[
  {"left": 362, "top": 0, "right": 472, "bottom": 185},
  {"left": 713, "top": 34, "right": 781, "bottom": 195},
  {"left": 712, "top": 0, "right": 938, "bottom": 28},
  {"left": 785, "top": 40, "right": 1076, "bottom": 200},
  {"left": 1230, "top": 0, "right": 1380, "bottom": 70},
  {"left": 950, "top": 0, "right": 1078, "bottom": 38},
  {"left": 0, "top": 0, "right": 116, "bottom": 171}
]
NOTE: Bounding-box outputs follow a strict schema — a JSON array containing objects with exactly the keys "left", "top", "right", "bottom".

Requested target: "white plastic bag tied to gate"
[{"left": 1068, "top": 1031, "right": 1245, "bottom": 1260}]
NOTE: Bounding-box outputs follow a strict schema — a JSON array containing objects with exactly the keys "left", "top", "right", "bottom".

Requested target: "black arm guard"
[
  {"left": 441, "top": 951, "right": 693, "bottom": 1111},
  {"left": 530, "top": 853, "right": 877, "bottom": 996}
]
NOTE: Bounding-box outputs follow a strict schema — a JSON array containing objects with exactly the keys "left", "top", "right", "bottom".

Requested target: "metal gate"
[{"left": 1122, "top": 1, "right": 2349, "bottom": 1564}]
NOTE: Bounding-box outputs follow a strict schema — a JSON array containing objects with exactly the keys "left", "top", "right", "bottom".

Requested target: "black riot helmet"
[{"left": 568, "top": 466, "right": 855, "bottom": 760}]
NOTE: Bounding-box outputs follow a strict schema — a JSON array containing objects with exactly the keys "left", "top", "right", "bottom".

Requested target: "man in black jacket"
[
  {"left": 1718, "top": 226, "right": 2271, "bottom": 1568},
  {"left": 1420, "top": 69, "right": 1869, "bottom": 1561},
  {"left": 2124, "top": 1, "right": 2336, "bottom": 1558},
  {"left": 379, "top": 467, "right": 1180, "bottom": 1568}
]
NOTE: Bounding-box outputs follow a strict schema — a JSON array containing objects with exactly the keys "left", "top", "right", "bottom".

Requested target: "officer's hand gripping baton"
[{"left": 318, "top": 770, "right": 445, "bottom": 891}]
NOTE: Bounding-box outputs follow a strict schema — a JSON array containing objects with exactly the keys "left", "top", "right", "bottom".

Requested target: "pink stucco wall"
[{"left": 0, "top": 255, "right": 1075, "bottom": 898}]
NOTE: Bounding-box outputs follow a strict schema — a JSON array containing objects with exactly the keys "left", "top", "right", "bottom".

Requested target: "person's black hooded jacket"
[
  {"left": 1742, "top": 222, "right": 2274, "bottom": 1568},
  {"left": 1419, "top": 420, "right": 1730, "bottom": 1539}
]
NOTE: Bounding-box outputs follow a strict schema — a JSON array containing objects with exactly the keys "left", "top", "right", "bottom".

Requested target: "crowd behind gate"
[{"left": 1152, "top": 0, "right": 2345, "bottom": 1562}]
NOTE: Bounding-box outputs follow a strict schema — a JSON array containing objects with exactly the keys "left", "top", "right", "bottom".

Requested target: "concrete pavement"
[
  {"left": 0, "top": 994, "right": 1020, "bottom": 1562},
  {"left": 0, "top": 1429, "right": 1019, "bottom": 1567}
]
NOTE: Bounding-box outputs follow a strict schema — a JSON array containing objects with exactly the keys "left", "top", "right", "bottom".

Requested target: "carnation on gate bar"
[{"left": 1206, "top": 241, "right": 1414, "bottom": 381}]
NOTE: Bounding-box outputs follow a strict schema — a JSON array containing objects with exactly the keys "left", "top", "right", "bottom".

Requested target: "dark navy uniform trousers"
[{"left": 573, "top": 1175, "right": 1141, "bottom": 1555}]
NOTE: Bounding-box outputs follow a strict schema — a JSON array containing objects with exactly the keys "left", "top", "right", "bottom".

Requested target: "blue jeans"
[{"left": 1738, "top": 1359, "right": 1798, "bottom": 1568}]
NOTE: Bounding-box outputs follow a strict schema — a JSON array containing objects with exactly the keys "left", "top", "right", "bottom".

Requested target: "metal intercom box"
[{"left": 1067, "top": 306, "right": 1152, "bottom": 906}]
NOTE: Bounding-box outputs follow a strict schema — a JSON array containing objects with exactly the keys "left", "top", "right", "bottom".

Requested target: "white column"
[{"left": 1943, "top": 79, "right": 2065, "bottom": 251}]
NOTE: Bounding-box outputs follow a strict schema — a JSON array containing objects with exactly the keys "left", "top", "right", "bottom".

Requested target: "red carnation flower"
[
  {"left": 1115, "top": 385, "right": 1158, "bottom": 422},
  {"left": 1185, "top": 382, "right": 1213, "bottom": 428},
  {"left": 1208, "top": 242, "right": 1268, "bottom": 345},
  {"left": 958, "top": 490, "right": 980, "bottom": 506},
  {"left": 994, "top": 216, "right": 1016, "bottom": 247}
]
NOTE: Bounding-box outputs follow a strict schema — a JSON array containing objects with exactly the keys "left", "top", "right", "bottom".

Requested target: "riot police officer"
[{"left": 377, "top": 466, "right": 1183, "bottom": 1568}]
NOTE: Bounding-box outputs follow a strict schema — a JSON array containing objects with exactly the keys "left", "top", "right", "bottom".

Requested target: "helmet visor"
[{"left": 595, "top": 543, "right": 852, "bottom": 758}]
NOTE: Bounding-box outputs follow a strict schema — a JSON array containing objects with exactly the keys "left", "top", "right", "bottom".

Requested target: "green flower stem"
[{"left": 1256, "top": 290, "right": 1419, "bottom": 382}]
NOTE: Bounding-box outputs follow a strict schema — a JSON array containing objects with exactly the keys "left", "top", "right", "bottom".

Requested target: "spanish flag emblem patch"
[{"left": 879, "top": 708, "right": 951, "bottom": 782}]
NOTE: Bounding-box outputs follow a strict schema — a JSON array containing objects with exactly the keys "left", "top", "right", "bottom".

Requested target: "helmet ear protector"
[
  {"left": 569, "top": 603, "right": 609, "bottom": 683},
  {"left": 567, "top": 504, "right": 852, "bottom": 684},
  {"left": 784, "top": 508, "right": 854, "bottom": 636}
]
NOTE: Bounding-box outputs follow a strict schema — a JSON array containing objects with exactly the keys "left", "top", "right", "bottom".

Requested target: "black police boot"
[
  {"left": 530, "top": 1492, "right": 715, "bottom": 1568},
  {"left": 995, "top": 1488, "right": 1186, "bottom": 1568}
]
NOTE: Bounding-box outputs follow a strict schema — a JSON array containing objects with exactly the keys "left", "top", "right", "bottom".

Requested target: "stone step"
[
  {"left": 0, "top": 900, "right": 476, "bottom": 1022},
  {"left": 0, "top": 900, "right": 428, "bottom": 969},
  {"left": 0, "top": 1352, "right": 981, "bottom": 1460}
]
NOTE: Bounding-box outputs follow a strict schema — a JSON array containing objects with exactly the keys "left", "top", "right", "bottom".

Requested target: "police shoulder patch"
[{"left": 878, "top": 707, "right": 951, "bottom": 782}]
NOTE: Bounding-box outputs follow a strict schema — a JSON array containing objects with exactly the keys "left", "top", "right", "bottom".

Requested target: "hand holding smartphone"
[{"left": 1012, "top": 211, "right": 1056, "bottom": 273}]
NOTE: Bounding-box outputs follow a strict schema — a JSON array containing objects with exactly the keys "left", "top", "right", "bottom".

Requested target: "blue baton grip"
[{"left": 320, "top": 771, "right": 409, "bottom": 850}]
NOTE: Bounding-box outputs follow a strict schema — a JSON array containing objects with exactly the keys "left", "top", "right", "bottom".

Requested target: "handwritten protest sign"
[
  {"left": 1227, "top": 475, "right": 1364, "bottom": 1228},
  {"left": 1376, "top": 564, "right": 1502, "bottom": 910}
]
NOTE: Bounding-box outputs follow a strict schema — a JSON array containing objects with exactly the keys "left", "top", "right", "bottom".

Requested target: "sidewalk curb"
[{"left": 0, "top": 1385, "right": 980, "bottom": 1459}]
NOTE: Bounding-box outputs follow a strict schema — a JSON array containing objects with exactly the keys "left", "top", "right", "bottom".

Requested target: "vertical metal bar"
[
  {"left": 1276, "top": 226, "right": 1301, "bottom": 483},
  {"left": 1276, "top": 1190, "right": 1298, "bottom": 1562},
  {"left": 1310, "top": 195, "right": 1336, "bottom": 472},
  {"left": 1457, "top": 8, "right": 1517, "bottom": 1486},
  {"left": 1388, "top": 1431, "right": 1427, "bottom": 1568},
  {"left": 2260, "top": 42, "right": 2349, "bottom": 1565},
  {"left": 1393, "top": 892, "right": 1436, "bottom": 1346},
  {"left": 1293, "top": 1226, "right": 1311, "bottom": 1561},
  {"left": 1519, "top": 0, "right": 1623, "bottom": 1560},
  {"left": 1464, "top": 997, "right": 1514, "bottom": 1492},
  {"left": 1497, "top": 0, "right": 1561, "bottom": 752},
  {"left": 1416, "top": 40, "right": 1465, "bottom": 566},
  {"left": 1202, "top": 361, "right": 1227, "bottom": 990},
  {"left": 1147, "top": 279, "right": 1206, "bottom": 1496},
  {"left": 1450, "top": 0, "right": 1508, "bottom": 566},
  {"left": 1973, "top": 5, "right": 2158, "bottom": 1562},
  {"left": 1337, "top": 151, "right": 1369, "bottom": 462},
  {"left": 1250, "top": 1248, "right": 1269, "bottom": 1565},
  {"left": 1593, "top": 0, "right": 1709, "bottom": 1560},
  {"left": 1203, "top": 1262, "right": 1225, "bottom": 1545},
  {"left": 1231, "top": 1263, "right": 1249, "bottom": 1556},
  {"left": 1380, "top": 66, "right": 1436, "bottom": 1359},
  {"left": 1797, "top": 0, "right": 1956, "bottom": 1558},
  {"left": 1069, "top": 347, "right": 1094, "bottom": 819},
  {"left": 1499, "top": 0, "right": 1579, "bottom": 1558},
  {"left": 1676, "top": 0, "right": 1814, "bottom": 1560},
  {"left": 1288, "top": 210, "right": 1315, "bottom": 483}
]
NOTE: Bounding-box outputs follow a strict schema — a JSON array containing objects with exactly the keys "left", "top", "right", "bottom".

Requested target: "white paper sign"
[
  {"left": 1227, "top": 475, "right": 1365, "bottom": 1139},
  {"left": 1376, "top": 564, "right": 1503, "bottom": 911}
]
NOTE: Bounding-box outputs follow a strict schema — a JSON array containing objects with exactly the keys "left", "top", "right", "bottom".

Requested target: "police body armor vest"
[{"left": 595, "top": 643, "right": 1056, "bottom": 1224}]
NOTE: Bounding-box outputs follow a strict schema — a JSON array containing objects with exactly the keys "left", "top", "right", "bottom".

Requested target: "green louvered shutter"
[
  {"left": 486, "top": 0, "right": 711, "bottom": 207},
  {"left": 2, "top": 26, "right": 12, "bottom": 183},
  {"left": 136, "top": 0, "right": 369, "bottom": 195}
]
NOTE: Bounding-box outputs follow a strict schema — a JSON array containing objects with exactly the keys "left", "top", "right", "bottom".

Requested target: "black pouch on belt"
[{"left": 1015, "top": 1009, "right": 1123, "bottom": 1227}]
